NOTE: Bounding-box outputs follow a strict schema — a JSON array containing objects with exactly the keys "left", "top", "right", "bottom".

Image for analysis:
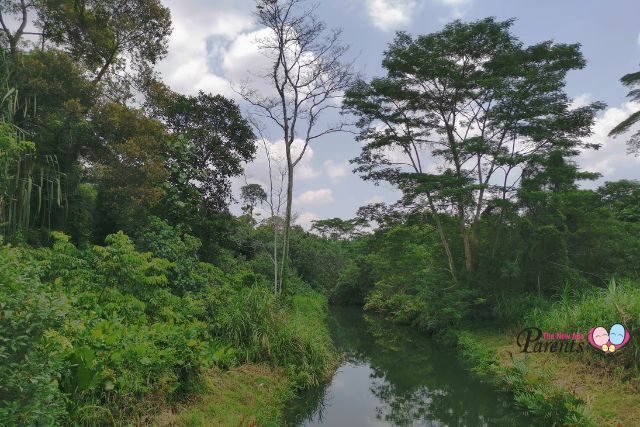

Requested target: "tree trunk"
[
  {"left": 426, "top": 194, "right": 457, "bottom": 282},
  {"left": 460, "top": 216, "right": 473, "bottom": 272},
  {"left": 279, "top": 146, "right": 295, "bottom": 293}
]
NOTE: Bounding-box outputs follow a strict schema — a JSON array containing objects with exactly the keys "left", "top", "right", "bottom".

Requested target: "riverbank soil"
[
  {"left": 470, "top": 329, "right": 640, "bottom": 426},
  {"left": 154, "top": 364, "right": 293, "bottom": 427}
]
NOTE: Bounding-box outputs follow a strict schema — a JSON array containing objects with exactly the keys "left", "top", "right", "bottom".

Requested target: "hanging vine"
[{"left": 0, "top": 56, "right": 67, "bottom": 242}]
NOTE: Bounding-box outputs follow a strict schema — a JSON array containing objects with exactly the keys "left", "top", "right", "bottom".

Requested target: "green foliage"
[
  {"left": 135, "top": 217, "right": 217, "bottom": 294},
  {"left": 0, "top": 245, "right": 68, "bottom": 425},
  {"left": 608, "top": 67, "right": 640, "bottom": 154},
  {"left": 92, "top": 103, "right": 170, "bottom": 239},
  {"left": 146, "top": 84, "right": 256, "bottom": 216},
  {"left": 205, "top": 281, "right": 336, "bottom": 388},
  {"left": 0, "top": 228, "right": 336, "bottom": 424},
  {"left": 38, "top": 0, "right": 172, "bottom": 81},
  {"left": 0, "top": 52, "right": 68, "bottom": 243},
  {"left": 311, "top": 217, "right": 367, "bottom": 240},
  {"left": 344, "top": 17, "right": 604, "bottom": 277},
  {"left": 598, "top": 180, "right": 640, "bottom": 222},
  {"left": 334, "top": 223, "right": 471, "bottom": 331},
  {"left": 240, "top": 183, "right": 267, "bottom": 218}
]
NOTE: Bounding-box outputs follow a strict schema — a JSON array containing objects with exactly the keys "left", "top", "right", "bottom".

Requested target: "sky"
[{"left": 155, "top": 0, "right": 640, "bottom": 228}]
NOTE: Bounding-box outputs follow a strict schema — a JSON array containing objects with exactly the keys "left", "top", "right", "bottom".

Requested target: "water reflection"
[{"left": 286, "top": 306, "right": 531, "bottom": 426}]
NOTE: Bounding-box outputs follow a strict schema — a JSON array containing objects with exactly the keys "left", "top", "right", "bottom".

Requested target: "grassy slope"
[
  {"left": 155, "top": 364, "right": 293, "bottom": 427},
  {"left": 464, "top": 328, "right": 640, "bottom": 426},
  {"left": 152, "top": 293, "right": 338, "bottom": 426}
]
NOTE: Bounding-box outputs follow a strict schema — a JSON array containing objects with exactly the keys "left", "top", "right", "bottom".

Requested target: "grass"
[
  {"left": 148, "top": 292, "right": 339, "bottom": 427},
  {"left": 456, "top": 278, "right": 640, "bottom": 425},
  {"left": 526, "top": 278, "right": 640, "bottom": 370},
  {"left": 457, "top": 330, "right": 594, "bottom": 426},
  {"left": 153, "top": 364, "right": 294, "bottom": 427},
  {"left": 460, "top": 327, "right": 640, "bottom": 426}
]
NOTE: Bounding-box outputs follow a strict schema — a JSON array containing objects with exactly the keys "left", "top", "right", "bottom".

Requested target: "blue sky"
[{"left": 157, "top": 0, "right": 640, "bottom": 227}]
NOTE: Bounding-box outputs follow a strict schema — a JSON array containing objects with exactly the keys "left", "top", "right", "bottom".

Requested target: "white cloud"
[
  {"left": 323, "top": 160, "right": 349, "bottom": 181},
  {"left": 157, "top": 1, "right": 262, "bottom": 97},
  {"left": 295, "top": 212, "right": 320, "bottom": 230},
  {"left": 570, "top": 93, "right": 593, "bottom": 110},
  {"left": 365, "top": 0, "right": 419, "bottom": 31},
  {"left": 242, "top": 138, "right": 320, "bottom": 190},
  {"left": 434, "top": 0, "right": 471, "bottom": 20},
  {"left": 637, "top": 33, "right": 640, "bottom": 46},
  {"left": 296, "top": 188, "right": 335, "bottom": 205},
  {"left": 577, "top": 101, "right": 640, "bottom": 184}
]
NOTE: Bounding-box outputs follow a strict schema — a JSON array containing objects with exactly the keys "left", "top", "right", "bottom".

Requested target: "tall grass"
[
  {"left": 209, "top": 286, "right": 337, "bottom": 388},
  {"left": 527, "top": 278, "right": 640, "bottom": 369}
]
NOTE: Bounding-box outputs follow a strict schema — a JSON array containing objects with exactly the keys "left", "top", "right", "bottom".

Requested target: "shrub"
[{"left": 0, "top": 245, "right": 68, "bottom": 425}]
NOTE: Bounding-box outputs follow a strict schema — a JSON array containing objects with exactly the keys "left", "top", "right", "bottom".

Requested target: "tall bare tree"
[{"left": 241, "top": 0, "right": 354, "bottom": 292}]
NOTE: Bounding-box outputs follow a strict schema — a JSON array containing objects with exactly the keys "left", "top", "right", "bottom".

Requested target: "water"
[{"left": 286, "top": 306, "right": 530, "bottom": 427}]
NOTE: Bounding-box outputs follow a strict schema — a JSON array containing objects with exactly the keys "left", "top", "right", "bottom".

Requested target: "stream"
[{"left": 285, "top": 306, "right": 531, "bottom": 426}]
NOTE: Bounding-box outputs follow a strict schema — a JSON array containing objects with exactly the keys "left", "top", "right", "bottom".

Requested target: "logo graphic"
[{"left": 587, "top": 323, "right": 630, "bottom": 353}]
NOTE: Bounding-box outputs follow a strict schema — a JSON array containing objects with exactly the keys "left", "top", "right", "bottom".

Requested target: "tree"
[
  {"left": 146, "top": 84, "right": 256, "bottom": 218},
  {"left": 598, "top": 180, "right": 640, "bottom": 223},
  {"left": 0, "top": 50, "right": 73, "bottom": 242},
  {"left": 241, "top": 183, "right": 267, "bottom": 218},
  {"left": 37, "top": 0, "right": 171, "bottom": 85},
  {"left": 311, "top": 217, "right": 367, "bottom": 240},
  {"left": 344, "top": 18, "right": 603, "bottom": 280},
  {"left": 608, "top": 67, "right": 640, "bottom": 155},
  {"left": 242, "top": 0, "right": 354, "bottom": 293},
  {"left": 0, "top": 0, "right": 35, "bottom": 55},
  {"left": 91, "top": 103, "right": 168, "bottom": 238}
]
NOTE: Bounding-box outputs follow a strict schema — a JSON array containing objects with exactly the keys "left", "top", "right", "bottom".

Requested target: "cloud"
[
  {"left": 323, "top": 160, "right": 349, "bottom": 181},
  {"left": 295, "top": 212, "right": 320, "bottom": 230},
  {"left": 434, "top": 0, "right": 471, "bottom": 20},
  {"left": 435, "top": 0, "right": 469, "bottom": 4},
  {"left": 577, "top": 101, "right": 640, "bottom": 186},
  {"left": 157, "top": 1, "right": 265, "bottom": 97},
  {"left": 570, "top": 93, "right": 593, "bottom": 110},
  {"left": 637, "top": 33, "right": 640, "bottom": 46},
  {"left": 242, "top": 138, "right": 320, "bottom": 190},
  {"left": 364, "top": 0, "right": 420, "bottom": 31},
  {"left": 296, "top": 188, "right": 335, "bottom": 205}
]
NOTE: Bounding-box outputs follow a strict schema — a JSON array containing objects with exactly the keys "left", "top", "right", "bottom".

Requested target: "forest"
[{"left": 1, "top": 0, "right": 639, "bottom": 426}]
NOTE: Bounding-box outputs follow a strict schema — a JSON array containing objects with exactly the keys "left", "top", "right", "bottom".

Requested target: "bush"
[
  {"left": 0, "top": 228, "right": 337, "bottom": 424},
  {"left": 0, "top": 245, "right": 68, "bottom": 425},
  {"left": 204, "top": 282, "right": 336, "bottom": 388}
]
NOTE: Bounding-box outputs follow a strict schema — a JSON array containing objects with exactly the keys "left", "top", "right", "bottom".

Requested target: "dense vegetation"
[
  {"left": 323, "top": 19, "right": 640, "bottom": 336},
  {"left": 1, "top": 0, "right": 639, "bottom": 425},
  {"left": 0, "top": 1, "right": 339, "bottom": 424},
  {"left": 0, "top": 221, "right": 336, "bottom": 424},
  {"left": 311, "top": 18, "right": 640, "bottom": 421}
]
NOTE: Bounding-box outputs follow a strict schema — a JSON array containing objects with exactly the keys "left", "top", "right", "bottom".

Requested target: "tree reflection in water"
[{"left": 286, "top": 306, "right": 532, "bottom": 427}]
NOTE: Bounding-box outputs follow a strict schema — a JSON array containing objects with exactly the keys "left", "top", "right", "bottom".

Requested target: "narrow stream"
[{"left": 285, "top": 306, "right": 531, "bottom": 426}]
